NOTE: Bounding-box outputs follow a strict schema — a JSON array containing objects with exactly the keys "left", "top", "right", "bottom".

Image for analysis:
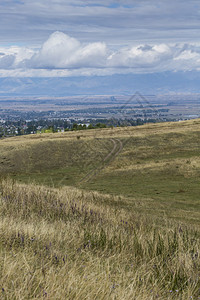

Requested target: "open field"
[{"left": 0, "top": 119, "right": 200, "bottom": 299}]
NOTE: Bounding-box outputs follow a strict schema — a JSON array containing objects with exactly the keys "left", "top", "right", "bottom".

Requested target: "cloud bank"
[{"left": 1, "top": 31, "right": 200, "bottom": 77}]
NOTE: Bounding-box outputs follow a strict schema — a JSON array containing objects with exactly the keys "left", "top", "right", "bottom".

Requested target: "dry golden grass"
[
  {"left": 0, "top": 118, "right": 199, "bottom": 144},
  {"left": 0, "top": 179, "right": 200, "bottom": 299},
  {"left": 0, "top": 119, "right": 200, "bottom": 299}
]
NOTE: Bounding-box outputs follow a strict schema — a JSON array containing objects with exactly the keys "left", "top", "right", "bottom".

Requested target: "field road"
[{"left": 113, "top": 139, "right": 123, "bottom": 157}]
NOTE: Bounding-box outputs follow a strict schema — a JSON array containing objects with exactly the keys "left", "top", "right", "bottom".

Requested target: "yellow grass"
[
  {"left": 0, "top": 119, "right": 200, "bottom": 299},
  {"left": 0, "top": 179, "right": 200, "bottom": 299}
]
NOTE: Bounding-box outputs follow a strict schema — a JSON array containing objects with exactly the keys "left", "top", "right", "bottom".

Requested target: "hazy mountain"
[{"left": 0, "top": 71, "right": 200, "bottom": 96}]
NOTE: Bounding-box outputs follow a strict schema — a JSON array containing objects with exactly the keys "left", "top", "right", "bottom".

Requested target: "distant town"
[{"left": 0, "top": 94, "right": 200, "bottom": 137}]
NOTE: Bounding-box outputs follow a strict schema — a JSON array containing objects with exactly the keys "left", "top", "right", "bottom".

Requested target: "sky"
[{"left": 0, "top": 0, "right": 200, "bottom": 93}]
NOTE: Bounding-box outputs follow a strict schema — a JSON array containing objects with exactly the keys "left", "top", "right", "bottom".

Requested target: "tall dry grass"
[{"left": 0, "top": 179, "right": 200, "bottom": 299}]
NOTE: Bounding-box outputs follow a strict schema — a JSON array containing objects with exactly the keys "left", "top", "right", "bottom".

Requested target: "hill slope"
[
  {"left": 0, "top": 118, "right": 200, "bottom": 225},
  {"left": 0, "top": 119, "right": 200, "bottom": 299}
]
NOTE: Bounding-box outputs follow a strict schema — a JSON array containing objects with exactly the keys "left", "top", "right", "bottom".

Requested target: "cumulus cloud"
[
  {"left": 0, "top": 45, "right": 35, "bottom": 69},
  {"left": 1, "top": 31, "right": 200, "bottom": 76},
  {"left": 0, "top": 54, "right": 15, "bottom": 69},
  {"left": 26, "top": 32, "right": 107, "bottom": 69},
  {"left": 27, "top": 32, "right": 81, "bottom": 68},
  {"left": 107, "top": 44, "right": 172, "bottom": 69}
]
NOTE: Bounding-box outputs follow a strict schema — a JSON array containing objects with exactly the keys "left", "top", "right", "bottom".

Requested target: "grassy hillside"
[
  {"left": 0, "top": 118, "right": 200, "bottom": 225},
  {"left": 0, "top": 119, "right": 200, "bottom": 299}
]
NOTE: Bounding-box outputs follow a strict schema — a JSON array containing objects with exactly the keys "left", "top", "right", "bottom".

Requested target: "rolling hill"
[
  {"left": 0, "top": 118, "right": 200, "bottom": 224},
  {"left": 0, "top": 119, "right": 200, "bottom": 299}
]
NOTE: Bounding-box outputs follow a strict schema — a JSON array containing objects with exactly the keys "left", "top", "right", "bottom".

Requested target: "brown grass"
[
  {"left": 0, "top": 119, "right": 200, "bottom": 299},
  {"left": 0, "top": 179, "right": 200, "bottom": 299}
]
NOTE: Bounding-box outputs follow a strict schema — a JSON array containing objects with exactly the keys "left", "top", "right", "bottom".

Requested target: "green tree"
[
  {"left": 88, "top": 124, "right": 94, "bottom": 129},
  {"left": 73, "top": 123, "right": 78, "bottom": 130}
]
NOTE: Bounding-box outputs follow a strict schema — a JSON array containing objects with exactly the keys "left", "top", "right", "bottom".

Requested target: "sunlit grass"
[
  {"left": 0, "top": 179, "right": 200, "bottom": 299},
  {"left": 0, "top": 119, "right": 200, "bottom": 298}
]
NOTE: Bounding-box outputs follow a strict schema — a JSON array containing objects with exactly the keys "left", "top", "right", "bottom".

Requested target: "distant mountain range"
[{"left": 0, "top": 71, "right": 200, "bottom": 96}]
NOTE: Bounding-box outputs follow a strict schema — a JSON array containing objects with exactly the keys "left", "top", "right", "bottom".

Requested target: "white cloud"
[
  {"left": 0, "top": 45, "right": 35, "bottom": 69},
  {"left": 1, "top": 32, "right": 200, "bottom": 76},
  {"left": 27, "top": 32, "right": 80, "bottom": 68},
  {"left": 69, "top": 42, "right": 107, "bottom": 68},
  {"left": 107, "top": 44, "right": 172, "bottom": 69},
  {"left": 25, "top": 32, "right": 107, "bottom": 69},
  {"left": 0, "top": 54, "right": 15, "bottom": 69}
]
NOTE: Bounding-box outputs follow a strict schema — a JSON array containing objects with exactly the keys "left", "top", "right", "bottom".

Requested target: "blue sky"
[{"left": 0, "top": 0, "right": 200, "bottom": 86}]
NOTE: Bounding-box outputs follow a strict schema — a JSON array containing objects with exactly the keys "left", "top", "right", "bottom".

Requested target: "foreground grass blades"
[{"left": 0, "top": 180, "right": 200, "bottom": 299}]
